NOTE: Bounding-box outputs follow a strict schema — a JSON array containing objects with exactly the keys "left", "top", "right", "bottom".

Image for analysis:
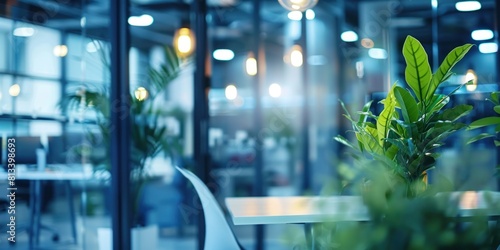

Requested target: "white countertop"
[{"left": 225, "top": 196, "right": 370, "bottom": 225}]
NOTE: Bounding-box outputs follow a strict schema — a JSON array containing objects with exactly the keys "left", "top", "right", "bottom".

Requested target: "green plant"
[
  {"left": 308, "top": 162, "right": 500, "bottom": 250},
  {"left": 335, "top": 35, "right": 474, "bottom": 197},
  {"left": 468, "top": 91, "right": 500, "bottom": 145},
  {"left": 63, "top": 46, "right": 185, "bottom": 225}
]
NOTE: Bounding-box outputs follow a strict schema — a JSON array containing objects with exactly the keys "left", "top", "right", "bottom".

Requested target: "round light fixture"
[
  {"left": 13, "top": 27, "right": 35, "bottom": 37},
  {"left": 9, "top": 84, "right": 21, "bottom": 97},
  {"left": 278, "top": 0, "right": 318, "bottom": 12},
  {"left": 225, "top": 85, "right": 238, "bottom": 100},
  {"left": 287, "top": 11, "right": 303, "bottom": 21},
  {"left": 341, "top": 31, "right": 358, "bottom": 42},
  {"left": 134, "top": 87, "right": 149, "bottom": 101},
  {"left": 53, "top": 45, "right": 68, "bottom": 57},
  {"left": 245, "top": 53, "right": 257, "bottom": 76},
  {"left": 173, "top": 27, "right": 195, "bottom": 57},
  {"left": 471, "top": 29, "right": 494, "bottom": 41},
  {"left": 290, "top": 45, "right": 303, "bottom": 67},
  {"left": 213, "top": 49, "right": 235, "bottom": 61},
  {"left": 465, "top": 69, "right": 478, "bottom": 92},
  {"left": 269, "top": 83, "right": 282, "bottom": 98},
  {"left": 128, "top": 14, "right": 154, "bottom": 26}
]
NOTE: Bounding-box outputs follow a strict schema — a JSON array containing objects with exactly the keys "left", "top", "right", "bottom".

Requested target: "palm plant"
[
  {"left": 335, "top": 35, "right": 474, "bottom": 197},
  {"left": 63, "top": 46, "right": 185, "bottom": 225}
]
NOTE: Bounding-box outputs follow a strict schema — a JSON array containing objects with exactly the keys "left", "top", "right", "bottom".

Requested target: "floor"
[{"left": 0, "top": 202, "right": 305, "bottom": 250}]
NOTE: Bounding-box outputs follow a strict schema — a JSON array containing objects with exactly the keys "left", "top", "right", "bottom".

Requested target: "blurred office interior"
[{"left": 0, "top": 0, "right": 498, "bottom": 249}]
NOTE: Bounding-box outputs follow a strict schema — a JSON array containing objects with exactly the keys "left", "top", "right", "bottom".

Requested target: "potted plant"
[
  {"left": 335, "top": 35, "right": 474, "bottom": 197},
  {"left": 64, "top": 46, "right": 185, "bottom": 250},
  {"left": 307, "top": 35, "right": 500, "bottom": 249}
]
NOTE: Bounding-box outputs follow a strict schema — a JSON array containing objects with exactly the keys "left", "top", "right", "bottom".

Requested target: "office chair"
[{"left": 176, "top": 166, "right": 244, "bottom": 250}]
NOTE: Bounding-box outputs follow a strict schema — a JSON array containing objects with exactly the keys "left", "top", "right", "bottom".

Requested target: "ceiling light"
[
  {"left": 305, "top": 9, "right": 315, "bottom": 20},
  {"left": 478, "top": 42, "right": 498, "bottom": 54},
  {"left": 53, "top": 45, "right": 68, "bottom": 57},
  {"left": 287, "top": 11, "right": 302, "bottom": 21},
  {"left": 9, "top": 84, "right": 20, "bottom": 97},
  {"left": 455, "top": 1, "right": 481, "bottom": 12},
  {"left": 471, "top": 29, "right": 494, "bottom": 41},
  {"left": 278, "top": 0, "right": 318, "bottom": 12},
  {"left": 341, "top": 31, "right": 358, "bottom": 42},
  {"left": 134, "top": 87, "right": 149, "bottom": 101},
  {"left": 290, "top": 45, "right": 303, "bottom": 67},
  {"left": 431, "top": 0, "right": 438, "bottom": 8},
  {"left": 269, "top": 83, "right": 282, "bottom": 98},
  {"left": 225, "top": 85, "right": 237, "bottom": 100},
  {"left": 13, "top": 27, "right": 34, "bottom": 37},
  {"left": 245, "top": 53, "right": 257, "bottom": 76},
  {"left": 368, "top": 48, "right": 387, "bottom": 59},
  {"left": 213, "top": 49, "right": 234, "bottom": 61},
  {"left": 173, "top": 27, "right": 195, "bottom": 57},
  {"left": 361, "top": 38, "right": 374, "bottom": 48},
  {"left": 128, "top": 14, "right": 154, "bottom": 27},
  {"left": 465, "top": 69, "right": 478, "bottom": 92}
]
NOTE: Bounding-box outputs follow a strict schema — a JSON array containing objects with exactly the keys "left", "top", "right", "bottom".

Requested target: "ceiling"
[{"left": 1, "top": 0, "right": 497, "bottom": 54}]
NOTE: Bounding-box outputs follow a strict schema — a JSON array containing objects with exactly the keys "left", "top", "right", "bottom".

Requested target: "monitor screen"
[
  {"left": 47, "top": 134, "right": 88, "bottom": 164},
  {"left": 47, "top": 133, "right": 106, "bottom": 164},
  {"left": 11, "top": 136, "right": 42, "bottom": 165}
]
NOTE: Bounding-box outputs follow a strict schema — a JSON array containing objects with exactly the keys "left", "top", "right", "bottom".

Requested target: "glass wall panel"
[
  {"left": 126, "top": 1, "right": 195, "bottom": 249},
  {"left": 0, "top": 1, "right": 110, "bottom": 249}
]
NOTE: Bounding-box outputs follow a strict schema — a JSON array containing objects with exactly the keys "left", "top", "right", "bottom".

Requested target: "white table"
[
  {"left": 0, "top": 168, "right": 96, "bottom": 248},
  {"left": 226, "top": 196, "right": 370, "bottom": 249},
  {"left": 225, "top": 196, "right": 370, "bottom": 226},
  {"left": 225, "top": 193, "right": 500, "bottom": 249}
]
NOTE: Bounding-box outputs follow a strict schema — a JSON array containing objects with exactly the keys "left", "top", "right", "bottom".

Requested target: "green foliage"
[
  {"left": 335, "top": 36, "right": 473, "bottom": 197},
  {"left": 468, "top": 92, "right": 500, "bottom": 133},
  {"left": 62, "top": 46, "right": 185, "bottom": 225},
  {"left": 467, "top": 92, "right": 500, "bottom": 174},
  {"left": 308, "top": 163, "right": 500, "bottom": 250}
]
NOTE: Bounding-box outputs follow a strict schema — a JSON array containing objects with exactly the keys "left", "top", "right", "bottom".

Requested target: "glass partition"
[{"left": 0, "top": 1, "right": 111, "bottom": 249}]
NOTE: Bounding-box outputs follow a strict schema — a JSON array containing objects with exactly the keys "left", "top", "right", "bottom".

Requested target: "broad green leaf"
[
  {"left": 385, "top": 144, "right": 399, "bottom": 160},
  {"left": 403, "top": 35, "right": 432, "bottom": 103},
  {"left": 426, "top": 94, "right": 449, "bottom": 114},
  {"left": 357, "top": 100, "right": 373, "bottom": 127},
  {"left": 494, "top": 105, "right": 500, "bottom": 115},
  {"left": 495, "top": 140, "right": 500, "bottom": 147},
  {"left": 491, "top": 92, "right": 500, "bottom": 104},
  {"left": 366, "top": 126, "right": 378, "bottom": 139},
  {"left": 394, "top": 86, "right": 419, "bottom": 123},
  {"left": 377, "top": 86, "right": 396, "bottom": 146},
  {"left": 467, "top": 133, "right": 495, "bottom": 145},
  {"left": 355, "top": 133, "right": 365, "bottom": 152},
  {"left": 469, "top": 117, "right": 500, "bottom": 129},
  {"left": 427, "top": 43, "right": 473, "bottom": 100},
  {"left": 334, "top": 135, "right": 356, "bottom": 149},
  {"left": 425, "top": 121, "right": 463, "bottom": 139},
  {"left": 357, "top": 132, "right": 383, "bottom": 155},
  {"left": 439, "top": 104, "right": 473, "bottom": 122}
]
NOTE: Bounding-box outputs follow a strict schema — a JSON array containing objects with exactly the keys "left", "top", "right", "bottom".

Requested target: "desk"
[
  {"left": 225, "top": 196, "right": 369, "bottom": 249},
  {"left": 225, "top": 193, "right": 500, "bottom": 249},
  {"left": 225, "top": 196, "right": 370, "bottom": 226},
  {"left": 0, "top": 169, "right": 94, "bottom": 248}
]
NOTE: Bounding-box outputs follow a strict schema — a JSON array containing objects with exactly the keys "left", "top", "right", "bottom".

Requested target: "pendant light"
[{"left": 278, "top": 0, "right": 318, "bottom": 12}]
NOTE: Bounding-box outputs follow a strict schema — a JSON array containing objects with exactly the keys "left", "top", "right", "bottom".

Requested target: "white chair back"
[{"left": 176, "top": 167, "right": 241, "bottom": 250}]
